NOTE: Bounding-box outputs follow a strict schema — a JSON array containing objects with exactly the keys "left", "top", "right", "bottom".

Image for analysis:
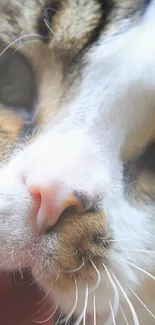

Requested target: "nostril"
[
  {"left": 58, "top": 204, "right": 79, "bottom": 220},
  {"left": 28, "top": 191, "right": 42, "bottom": 221},
  {"left": 26, "top": 177, "right": 85, "bottom": 234},
  {"left": 39, "top": 195, "right": 84, "bottom": 234},
  {"left": 27, "top": 183, "right": 42, "bottom": 198},
  {"left": 62, "top": 194, "right": 84, "bottom": 213},
  {"left": 45, "top": 205, "right": 77, "bottom": 234}
]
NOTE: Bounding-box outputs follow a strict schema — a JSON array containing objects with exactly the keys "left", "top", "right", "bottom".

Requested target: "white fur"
[{"left": 0, "top": 2, "right": 155, "bottom": 324}]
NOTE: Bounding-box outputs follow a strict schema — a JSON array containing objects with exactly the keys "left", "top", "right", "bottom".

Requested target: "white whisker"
[
  {"left": 13, "top": 0, "right": 35, "bottom": 19},
  {"left": 28, "top": 250, "right": 34, "bottom": 260},
  {"left": 120, "top": 306, "right": 129, "bottom": 325},
  {"left": 129, "top": 287, "right": 155, "bottom": 320},
  {"left": 93, "top": 295, "right": 97, "bottom": 325},
  {"left": 46, "top": 6, "right": 57, "bottom": 13},
  {"left": 64, "top": 257, "right": 85, "bottom": 274},
  {"left": 112, "top": 273, "right": 139, "bottom": 325},
  {"left": 59, "top": 276, "right": 78, "bottom": 324},
  {"left": 33, "top": 301, "right": 48, "bottom": 318},
  {"left": 55, "top": 311, "right": 63, "bottom": 325},
  {"left": 123, "top": 181, "right": 137, "bottom": 189},
  {"left": 0, "top": 260, "right": 6, "bottom": 270},
  {"left": 13, "top": 39, "right": 40, "bottom": 54},
  {"left": 29, "top": 259, "right": 49, "bottom": 286},
  {"left": 0, "top": 34, "right": 41, "bottom": 58},
  {"left": 29, "top": 272, "right": 44, "bottom": 286},
  {"left": 55, "top": 268, "right": 60, "bottom": 283},
  {"left": 30, "top": 259, "right": 49, "bottom": 286},
  {"left": 10, "top": 249, "right": 20, "bottom": 265},
  {"left": 11, "top": 247, "right": 15, "bottom": 263},
  {"left": 13, "top": 0, "right": 25, "bottom": 10},
  {"left": 109, "top": 299, "right": 116, "bottom": 325},
  {"left": 43, "top": 19, "right": 57, "bottom": 38},
  {"left": 90, "top": 260, "right": 101, "bottom": 293},
  {"left": 102, "top": 263, "right": 119, "bottom": 325},
  {"left": 74, "top": 285, "right": 89, "bottom": 325},
  {"left": 115, "top": 181, "right": 137, "bottom": 191},
  {"left": 108, "top": 239, "right": 129, "bottom": 243},
  {"left": 13, "top": 271, "right": 31, "bottom": 286},
  {"left": 34, "top": 304, "right": 59, "bottom": 324},
  {"left": 123, "top": 249, "right": 155, "bottom": 253},
  {"left": 127, "top": 261, "right": 155, "bottom": 281},
  {"left": 83, "top": 286, "right": 88, "bottom": 325},
  {"left": 98, "top": 238, "right": 129, "bottom": 243},
  {"left": 18, "top": 260, "right": 24, "bottom": 280},
  {"left": 36, "top": 286, "right": 52, "bottom": 306}
]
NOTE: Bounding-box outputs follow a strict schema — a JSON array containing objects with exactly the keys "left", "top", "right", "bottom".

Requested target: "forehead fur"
[
  {"left": 0, "top": 0, "right": 102, "bottom": 52},
  {"left": 0, "top": 0, "right": 148, "bottom": 45}
]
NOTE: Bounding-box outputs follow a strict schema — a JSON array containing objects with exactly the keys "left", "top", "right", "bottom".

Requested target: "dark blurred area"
[{"left": 0, "top": 271, "right": 57, "bottom": 325}]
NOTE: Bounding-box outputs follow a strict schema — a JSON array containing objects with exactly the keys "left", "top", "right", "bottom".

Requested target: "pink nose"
[{"left": 26, "top": 179, "right": 84, "bottom": 234}]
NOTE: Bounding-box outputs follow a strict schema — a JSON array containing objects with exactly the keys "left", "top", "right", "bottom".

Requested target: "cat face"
[{"left": 0, "top": 0, "right": 155, "bottom": 322}]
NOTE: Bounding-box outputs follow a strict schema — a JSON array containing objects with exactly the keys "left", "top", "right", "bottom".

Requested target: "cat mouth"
[{"left": 0, "top": 270, "right": 59, "bottom": 325}]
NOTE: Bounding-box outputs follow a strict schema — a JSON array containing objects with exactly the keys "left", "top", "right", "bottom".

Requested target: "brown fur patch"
[
  {"left": 0, "top": 106, "right": 23, "bottom": 160},
  {"left": 46, "top": 211, "right": 110, "bottom": 291}
]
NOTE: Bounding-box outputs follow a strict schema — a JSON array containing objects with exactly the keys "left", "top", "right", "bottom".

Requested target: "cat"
[{"left": 0, "top": 0, "right": 155, "bottom": 324}]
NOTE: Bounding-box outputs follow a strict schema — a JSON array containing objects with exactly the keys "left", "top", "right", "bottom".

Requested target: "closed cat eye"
[
  {"left": 0, "top": 47, "right": 37, "bottom": 122},
  {"left": 136, "top": 141, "right": 155, "bottom": 174},
  {"left": 38, "top": 2, "right": 60, "bottom": 40}
]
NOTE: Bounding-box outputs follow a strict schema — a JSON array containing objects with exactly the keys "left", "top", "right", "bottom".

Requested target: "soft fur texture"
[{"left": 0, "top": 0, "right": 155, "bottom": 324}]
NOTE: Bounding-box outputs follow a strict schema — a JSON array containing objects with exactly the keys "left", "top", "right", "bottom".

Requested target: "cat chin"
[
  {"left": 37, "top": 255, "right": 155, "bottom": 325},
  {"left": 31, "top": 231, "right": 149, "bottom": 321},
  {"left": 35, "top": 257, "right": 139, "bottom": 324}
]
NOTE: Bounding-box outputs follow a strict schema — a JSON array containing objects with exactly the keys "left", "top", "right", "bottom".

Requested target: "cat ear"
[{"left": 0, "top": 47, "right": 37, "bottom": 123}]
